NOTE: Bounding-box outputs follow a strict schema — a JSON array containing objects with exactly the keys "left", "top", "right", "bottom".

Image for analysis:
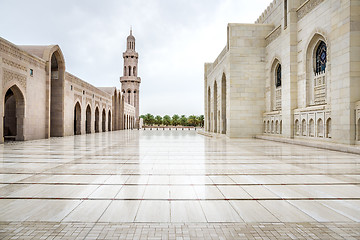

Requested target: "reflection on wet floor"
[{"left": 0, "top": 130, "right": 359, "bottom": 223}]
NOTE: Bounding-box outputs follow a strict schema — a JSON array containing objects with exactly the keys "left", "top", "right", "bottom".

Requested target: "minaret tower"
[{"left": 120, "top": 28, "right": 141, "bottom": 127}]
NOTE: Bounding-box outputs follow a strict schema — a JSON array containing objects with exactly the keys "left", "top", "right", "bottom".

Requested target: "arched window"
[
  {"left": 127, "top": 90, "right": 131, "bottom": 104},
  {"left": 124, "top": 66, "right": 126, "bottom": 76},
  {"left": 280, "top": 120, "right": 282, "bottom": 134},
  {"left": 276, "top": 64, "right": 281, "bottom": 88},
  {"left": 128, "top": 66, "right": 132, "bottom": 76},
  {"left": 309, "top": 119, "right": 314, "bottom": 137},
  {"left": 302, "top": 119, "right": 307, "bottom": 136},
  {"left": 315, "top": 41, "right": 327, "bottom": 74},
  {"left": 264, "top": 121, "right": 266, "bottom": 133},
  {"left": 267, "top": 120, "right": 270, "bottom": 133},
  {"left": 275, "top": 120, "right": 279, "bottom": 134},
  {"left": 326, "top": 118, "right": 332, "bottom": 138},
  {"left": 295, "top": 119, "right": 299, "bottom": 136},
  {"left": 317, "top": 118, "right": 324, "bottom": 137},
  {"left": 271, "top": 120, "right": 274, "bottom": 133},
  {"left": 133, "top": 67, "right": 136, "bottom": 76}
]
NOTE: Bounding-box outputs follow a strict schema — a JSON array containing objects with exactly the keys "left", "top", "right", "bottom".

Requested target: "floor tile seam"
[
  {"left": 2, "top": 197, "right": 359, "bottom": 201},
  {"left": 286, "top": 199, "right": 355, "bottom": 223},
  {"left": 4, "top": 183, "right": 360, "bottom": 186},
  {"left": 6, "top": 161, "right": 360, "bottom": 164},
  {"left": 5, "top": 172, "right": 360, "bottom": 176}
]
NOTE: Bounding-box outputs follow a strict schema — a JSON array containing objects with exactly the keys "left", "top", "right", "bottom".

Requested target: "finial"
[{"left": 130, "top": 26, "right": 132, "bottom": 35}]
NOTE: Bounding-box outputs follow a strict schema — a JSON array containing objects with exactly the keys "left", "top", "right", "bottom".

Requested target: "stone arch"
[
  {"left": 271, "top": 120, "right": 274, "bottom": 133},
  {"left": 317, "top": 118, "right": 324, "bottom": 137},
  {"left": 302, "top": 119, "right": 307, "bottom": 136},
  {"left": 108, "top": 110, "right": 112, "bottom": 131},
  {"left": 127, "top": 89, "right": 132, "bottom": 104},
  {"left": 357, "top": 118, "right": 360, "bottom": 141},
  {"left": 49, "top": 49, "right": 65, "bottom": 137},
  {"left": 128, "top": 66, "right": 132, "bottom": 76},
  {"left": 295, "top": 119, "right": 299, "bottom": 136},
  {"left": 270, "top": 58, "right": 282, "bottom": 110},
  {"left": 3, "top": 85, "right": 25, "bottom": 141},
  {"left": 102, "top": 108, "right": 106, "bottom": 132},
  {"left": 309, "top": 118, "right": 315, "bottom": 137},
  {"left": 264, "top": 121, "right": 266, "bottom": 133},
  {"left": 74, "top": 102, "right": 81, "bottom": 135},
  {"left": 86, "top": 105, "right": 91, "bottom": 134},
  {"left": 275, "top": 120, "right": 279, "bottom": 134},
  {"left": 213, "top": 81, "right": 218, "bottom": 133},
  {"left": 221, "top": 73, "right": 227, "bottom": 134},
  {"left": 95, "top": 107, "right": 100, "bottom": 133},
  {"left": 326, "top": 118, "right": 332, "bottom": 138},
  {"left": 305, "top": 32, "right": 329, "bottom": 106},
  {"left": 133, "top": 66, "right": 136, "bottom": 76},
  {"left": 207, "top": 87, "right": 211, "bottom": 131},
  {"left": 267, "top": 120, "right": 270, "bottom": 133}
]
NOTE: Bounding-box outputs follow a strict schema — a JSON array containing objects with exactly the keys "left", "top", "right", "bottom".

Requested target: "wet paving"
[{"left": 0, "top": 130, "right": 359, "bottom": 239}]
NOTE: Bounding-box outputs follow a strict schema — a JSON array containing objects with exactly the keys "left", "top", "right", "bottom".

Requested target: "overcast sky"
[{"left": 0, "top": 0, "right": 272, "bottom": 116}]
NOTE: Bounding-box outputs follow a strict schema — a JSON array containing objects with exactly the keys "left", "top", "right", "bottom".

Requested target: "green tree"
[
  {"left": 155, "top": 115, "right": 163, "bottom": 126},
  {"left": 163, "top": 115, "right": 171, "bottom": 126},
  {"left": 187, "top": 115, "right": 198, "bottom": 126},
  {"left": 171, "top": 114, "right": 180, "bottom": 126},
  {"left": 179, "top": 115, "right": 187, "bottom": 126},
  {"left": 144, "top": 113, "right": 155, "bottom": 126},
  {"left": 197, "top": 115, "right": 204, "bottom": 127}
]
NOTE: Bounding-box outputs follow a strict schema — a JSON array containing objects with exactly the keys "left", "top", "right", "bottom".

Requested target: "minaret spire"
[{"left": 120, "top": 29, "right": 141, "bottom": 128}]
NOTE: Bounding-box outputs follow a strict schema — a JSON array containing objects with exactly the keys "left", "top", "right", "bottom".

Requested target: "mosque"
[
  {"left": 204, "top": 0, "right": 360, "bottom": 146},
  {"left": 0, "top": 30, "right": 141, "bottom": 143}
]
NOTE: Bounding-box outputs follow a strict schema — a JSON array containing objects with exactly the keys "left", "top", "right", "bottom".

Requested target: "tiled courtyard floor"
[{"left": 0, "top": 130, "right": 359, "bottom": 239}]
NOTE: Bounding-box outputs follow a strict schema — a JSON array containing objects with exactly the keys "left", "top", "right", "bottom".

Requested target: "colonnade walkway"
[{"left": 0, "top": 130, "right": 359, "bottom": 239}]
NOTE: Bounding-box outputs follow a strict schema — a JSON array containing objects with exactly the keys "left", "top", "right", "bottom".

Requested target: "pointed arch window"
[
  {"left": 315, "top": 41, "right": 327, "bottom": 74},
  {"left": 276, "top": 64, "right": 281, "bottom": 88}
]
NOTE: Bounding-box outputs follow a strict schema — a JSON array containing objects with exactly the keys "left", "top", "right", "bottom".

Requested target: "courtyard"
[{"left": 0, "top": 130, "right": 360, "bottom": 239}]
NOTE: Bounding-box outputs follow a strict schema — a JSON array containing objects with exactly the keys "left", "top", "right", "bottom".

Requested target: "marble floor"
[{"left": 0, "top": 130, "right": 360, "bottom": 239}]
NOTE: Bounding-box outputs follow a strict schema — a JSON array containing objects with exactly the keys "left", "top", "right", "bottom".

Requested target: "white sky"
[{"left": 0, "top": 0, "right": 272, "bottom": 116}]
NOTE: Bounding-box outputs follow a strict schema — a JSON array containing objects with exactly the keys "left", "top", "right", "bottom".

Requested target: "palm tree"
[
  {"left": 187, "top": 115, "right": 197, "bottom": 126},
  {"left": 163, "top": 115, "right": 171, "bottom": 126},
  {"left": 172, "top": 114, "right": 180, "bottom": 126},
  {"left": 144, "top": 113, "right": 155, "bottom": 126},
  {"left": 155, "top": 115, "right": 163, "bottom": 126},
  {"left": 179, "top": 115, "right": 187, "bottom": 126},
  {"left": 197, "top": 115, "right": 204, "bottom": 127}
]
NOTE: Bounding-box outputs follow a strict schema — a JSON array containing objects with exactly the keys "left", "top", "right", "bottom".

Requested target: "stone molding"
[
  {"left": 297, "top": 0, "right": 325, "bottom": 21},
  {"left": 265, "top": 25, "right": 281, "bottom": 45},
  {"left": 2, "top": 68, "right": 27, "bottom": 91}
]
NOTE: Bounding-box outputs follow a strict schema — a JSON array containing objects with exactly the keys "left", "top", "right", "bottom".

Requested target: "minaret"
[{"left": 120, "top": 28, "right": 141, "bottom": 127}]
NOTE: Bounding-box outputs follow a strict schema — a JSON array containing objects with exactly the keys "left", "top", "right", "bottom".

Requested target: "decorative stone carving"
[
  {"left": 0, "top": 40, "right": 45, "bottom": 68},
  {"left": 297, "top": 0, "right": 325, "bottom": 21},
  {"left": 2, "top": 68, "right": 27, "bottom": 90},
  {"left": 2, "top": 58, "right": 27, "bottom": 72}
]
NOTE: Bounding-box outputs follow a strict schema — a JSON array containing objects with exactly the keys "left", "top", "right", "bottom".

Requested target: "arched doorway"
[
  {"left": 108, "top": 110, "right": 111, "bottom": 131},
  {"left": 102, "top": 109, "right": 106, "bottom": 132},
  {"left": 213, "top": 81, "right": 218, "bottom": 133},
  {"left": 50, "top": 52, "right": 65, "bottom": 137},
  {"left": 207, "top": 87, "right": 211, "bottom": 131},
  {"left": 74, "top": 102, "right": 81, "bottom": 135},
  {"left": 3, "top": 86, "right": 25, "bottom": 141},
  {"left": 86, "top": 105, "right": 91, "bottom": 134},
  {"left": 221, "top": 73, "right": 227, "bottom": 134},
  {"left": 95, "top": 107, "right": 99, "bottom": 133}
]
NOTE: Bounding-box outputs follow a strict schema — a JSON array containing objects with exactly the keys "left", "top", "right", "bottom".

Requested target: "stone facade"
[
  {"left": 0, "top": 32, "right": 139, "bottom": 143},
  {"left": 204, "top": 0, "right": 360, "bottom": 145}
]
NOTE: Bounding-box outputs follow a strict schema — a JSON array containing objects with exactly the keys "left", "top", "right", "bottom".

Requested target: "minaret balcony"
[{"left": 120, "top": 76, "right": 141, "bottom": 83}]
